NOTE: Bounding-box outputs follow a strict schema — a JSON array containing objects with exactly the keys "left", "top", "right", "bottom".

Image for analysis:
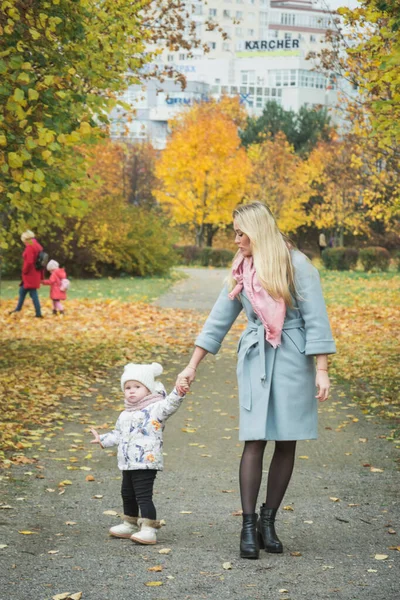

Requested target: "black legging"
[
  {"left": 239, "top": 440, "right": 296, "bottom": 514},
  {"left": 121, "top": 470, "right": 157, "bottom": 520}
]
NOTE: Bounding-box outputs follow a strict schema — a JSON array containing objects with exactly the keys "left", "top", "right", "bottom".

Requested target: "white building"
[{"left": 111, "top": 0, "right": 340, "bottom": 147}]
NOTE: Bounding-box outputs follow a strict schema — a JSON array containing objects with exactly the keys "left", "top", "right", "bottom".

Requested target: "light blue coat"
[{"left": 195, "top": 251, "right": 336, "bottom": 441}]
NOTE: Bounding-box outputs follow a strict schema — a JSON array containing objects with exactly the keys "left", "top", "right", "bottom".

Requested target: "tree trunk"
[
  {"left": 205, "top": 224, "right": 218, "bottom": 247},
  {"left": 195, "top": 224, "right": 204, "bottom": 248}
]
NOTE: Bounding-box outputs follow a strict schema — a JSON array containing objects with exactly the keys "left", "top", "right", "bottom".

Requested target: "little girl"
[
  {"left": 42, "top": 260, "right": 69, "bottom": 315},
  {"left": 90, "top": 362, "right": 186, "bottom": 545}
]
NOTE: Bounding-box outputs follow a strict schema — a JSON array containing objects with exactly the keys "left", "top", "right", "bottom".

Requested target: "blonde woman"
[{"left": 176, "top": 202, "right": 336, "bottom": 560}]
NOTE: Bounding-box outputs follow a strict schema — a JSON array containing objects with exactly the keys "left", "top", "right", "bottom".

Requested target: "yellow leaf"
[
  {"left": 58, "top": 480, "right": 72, "bottom": 486},
  {"left": 85, "top": 474, "right": 95, "bottom": 481},
  {"left": 298, "top": 455, "right": 309, "bottom": 459},
  {"left": 222, "top": 562, "right": 232, "bottom": 570},
  {"left": 158, "top": 548, "right": 171, "bottom": 554},
  {"left": 103, "top": 510, "right": 118, "bottom": 516},
  {"left": 370, "top": 467, "right": 384, "bottom": 473},
  {"left": 180, "top": 511, "right": 192, "bottom": 514},
  {"left": 145, "top": 581, "right": 163, "bottom": 587},
  {"left": 18, "top": 531, "right": 38, "bottom": 535},
  {"left": 374, "top": 554, "right": 388, "bottom": 560},
  {"left": 330, "top": 497, "right": 340, "bottom": 502},
  {"left": 283, "top": 505, "right": 294, "bottom": 511},
  {"left": 147, "top": 565, "right": 163, "bottom": 572}
]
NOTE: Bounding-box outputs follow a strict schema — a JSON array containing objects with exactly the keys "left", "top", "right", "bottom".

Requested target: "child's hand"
[
  {"left": 176, "top": 376, "right": 190, "bottom": 395},
  {"left": 90, "top": 427, "right": 102, "bottom": 445}
]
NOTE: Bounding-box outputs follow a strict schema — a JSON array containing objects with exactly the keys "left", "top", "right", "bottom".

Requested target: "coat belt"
[{"left": 237, "top": 318, "right": 305, "bottom": 411}]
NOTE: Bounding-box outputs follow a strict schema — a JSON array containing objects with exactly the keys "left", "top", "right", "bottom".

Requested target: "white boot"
[
  {"left": 130, "top": 518, "right": 162, "bottom": 545},
  {"left": 109, "top": 515, "right": 138, "bottom": 539}
]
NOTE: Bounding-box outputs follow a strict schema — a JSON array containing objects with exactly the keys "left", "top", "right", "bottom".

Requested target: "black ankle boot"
[
  {"left": 257, "top": 505, "right": 283, "bottom": 553},
  {"left": 240, "top": 513, "right": 259, "bottom": 559}
]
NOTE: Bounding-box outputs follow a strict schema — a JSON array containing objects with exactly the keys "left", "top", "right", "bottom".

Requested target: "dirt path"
[{"left": 0, "top": 269, "right": 398, "bottom": 600}]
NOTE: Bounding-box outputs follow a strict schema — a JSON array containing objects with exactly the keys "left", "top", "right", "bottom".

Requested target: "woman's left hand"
[{"left": 315, "top": 370, "right": 330, "bottom": 402}]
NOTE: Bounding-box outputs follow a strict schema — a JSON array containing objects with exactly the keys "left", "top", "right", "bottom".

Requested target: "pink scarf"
[
  {"left": 124, "top": 390, "right": 166, "bottom": 412},
  {"left": 229, "top": 255, "right": 286, "bottom": 348}
]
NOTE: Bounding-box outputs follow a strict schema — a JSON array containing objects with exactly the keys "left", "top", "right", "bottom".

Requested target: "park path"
[{"left": 0, "top": 268, "right": 399, "bottom": 600}]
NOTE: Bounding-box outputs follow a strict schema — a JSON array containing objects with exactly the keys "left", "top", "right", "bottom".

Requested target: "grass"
[{"left": 0, "top": 269, "right": 186, "bottom": 304}]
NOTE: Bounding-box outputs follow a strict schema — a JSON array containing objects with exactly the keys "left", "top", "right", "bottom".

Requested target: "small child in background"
[
  {"left": 42, "top": 260, "right": 69, "bottom": 315},
  {"left": 90, "top": 362, "right": 187, "bottom": 545}
]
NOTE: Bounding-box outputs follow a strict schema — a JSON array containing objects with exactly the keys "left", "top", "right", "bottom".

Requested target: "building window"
[
  {"left": 281, "top": 13, "right": 295, "bottom": 26},
  {"left": 230, "top": 86, "right": 238, "bottom": 93},
  {"left": 209, "top": 41, "right": 217, "bottom": 50},
  {"left": 260, "top": 12, "right": 268, "bottom": 27},
  {"left": 236, "top": 10, "right": 243, "bottom": 19},
  {"left": 248, "top": 12, "right": 255, "bottom": 21},
  {"left": 271, "top": 29, "right": 279, "bottom": 38},
  {"left": 236, "top": 27, "right": 243, "bottom": 37},
  {"left": 209, "top": 8, "right": 217, "bottom": 17},
  {"left": 167, "top": 54, "right": 174, "bottom": 62},
  {"left": 223, "top": 10, "right": 231, "bottom": 18},
  {"left": 247, "top": 28, "right": 255, "bottom": 36},
  {"left": 236, "top": 0, "right": 244, "bottom": 4},
  {"left": 179, "top": 53, "right": 185, "bottom": 60},
  {"left": 193, "top": 5, "right": 202, "bottom": 16},
  {"left": 310, "top": 35, "right": 317, "bottom": 42},
  {"left": 284, "top": 33, "right": 292, "bottom": 40},
  {"left": 223, "top": 42, "right": 231, "bottom": 51},
  {"left": 241, "top": 70, "right": 255, "bottom": 85}
]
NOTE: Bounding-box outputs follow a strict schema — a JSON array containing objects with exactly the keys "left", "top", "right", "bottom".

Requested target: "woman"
[
  {"left": 10, "top": 230, "right": 43, "bottom": 318},
  {"left": 176, "top": 202, "right": 336, "bottom": 559}
]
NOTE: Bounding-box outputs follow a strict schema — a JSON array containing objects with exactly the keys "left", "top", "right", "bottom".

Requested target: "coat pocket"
[{"left": 283, "top": 328, "right": 306, "bottom": 353}]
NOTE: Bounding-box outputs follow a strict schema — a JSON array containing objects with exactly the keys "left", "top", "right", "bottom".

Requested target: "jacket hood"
[{"left": 54, "top": 268, "right": 67, "bottom": 278}]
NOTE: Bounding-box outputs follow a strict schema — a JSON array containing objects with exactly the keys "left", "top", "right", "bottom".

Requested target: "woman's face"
[{"left": 233, "top": 218, "right": 252, "bottom": 257}]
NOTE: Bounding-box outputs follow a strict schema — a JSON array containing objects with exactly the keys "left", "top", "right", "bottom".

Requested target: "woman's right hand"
[{"left": 175, "top": 365, "right": 197, "bottom": 395}]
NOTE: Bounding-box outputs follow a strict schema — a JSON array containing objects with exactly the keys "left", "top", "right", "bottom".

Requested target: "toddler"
[
  {"left": 90, "top": 362, "right": 186, "bottom": 545},
  {"left": 42, "top": 260, "right": 69, "bottom": 315}
]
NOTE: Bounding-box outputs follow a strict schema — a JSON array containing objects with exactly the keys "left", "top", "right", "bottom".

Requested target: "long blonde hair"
[{"left": 229, "top": 202, "right": 295, "bottom": 307}]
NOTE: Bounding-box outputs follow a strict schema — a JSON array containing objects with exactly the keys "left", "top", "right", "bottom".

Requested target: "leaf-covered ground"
[
  {"left": 0, "top": 269, "right": 398, "bottom": 466},
  {"left": 320, "top": 271, "right": 400, "bottom": 429}
]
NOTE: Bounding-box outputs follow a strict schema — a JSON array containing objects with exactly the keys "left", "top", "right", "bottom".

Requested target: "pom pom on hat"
[{"left": 121, "top": 362, "right": 163, "bottom": 393}]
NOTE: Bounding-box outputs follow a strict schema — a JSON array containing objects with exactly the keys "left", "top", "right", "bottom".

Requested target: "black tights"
[
  {"left": 121, "top": 470, "right": 157, "bottom": 520},
  {"left": 239, "top": 440, "right": 296, "bottom": 514}
]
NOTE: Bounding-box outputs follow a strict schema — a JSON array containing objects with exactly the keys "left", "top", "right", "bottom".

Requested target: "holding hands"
[{"left": 176, "top": 365, "right": 197, "bottom": 395}]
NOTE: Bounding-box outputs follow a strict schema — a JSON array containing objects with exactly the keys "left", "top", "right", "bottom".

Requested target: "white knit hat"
[
  {"left": 47, "top": 260, "right": 59, "bottom": 271},
  {"left": 121, "top": 362, "right": 163, "bottom": 393},
  {"left": 21, "top": 230, "right": 35, "bottom": 242}
]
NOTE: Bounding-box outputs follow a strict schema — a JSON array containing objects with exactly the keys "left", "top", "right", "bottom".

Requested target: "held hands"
[
  {"left": 175, "top": 365, "right": 197, "bottom": 395},
  {"left": 315, "top": 370, "right": 330, "bottom": 402},
  {"left": 90, "top": 427, "right": 102, "bottom": 446}
]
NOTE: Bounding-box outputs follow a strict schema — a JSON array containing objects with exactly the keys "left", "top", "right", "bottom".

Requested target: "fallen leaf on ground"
[
  {"left": 85, "top": 475, "right": 95, "bottom": 481},
  {"left": 221, "top": 490, "right": 235, "bottom": 493},
  {"left": 304, "top": 520, "right": 313, "bottom": 524},
  {"left": 283, "top": 505, "right": 294, "bottom": 511},
  {"left": 387, "top": 529, "right": 396, "bottom": 534},
  {"left": 370, "top": 467, "right": 384, "bottom": 473},
  {"left": 0, "top": 544, "right": 8, "bottom": 549},
  {"left": 388, "top": 546, "right": 400, "bottom": 551},
  {"left": 48, "top": 550, "right": 59, "bottom": 554},
  {"left": 0, "top": 505, "right": 13, "bottom": 509},
  {"left": 330, "top": 497, "right": 340, "bottom": 502},
  {"left": 298, "top": 456, "right": 309, "bottom": 459},
  {"left": 222, "top": 562, "right": 232, "bottom": 570},
  {"left": 180, "top": 511, "right": 192, "bottom": 514},
  {"left": 65, "top": 521, "right": 77, "bottom": 526},
  {"left": 158, "top": 548, "right": 171, "bottom": 554},
  {"left": 290, "top": 551, "right": 302, "bottom": 557},
  {"left": 279, "top": 589, "right": 289, "bottom": 593},
  {"left": 232, "top": 510, "right": 243, "bottom": 516},
  {"left": 148, "top": 566, "right": 163, "bottom": 572},
  {"left": 18, "top": 531, "right": 38, "bottom": 535},
  {"left": 367, "top": 568, "right": 377, "bottom": 573},
  {"left": 374, "top": 554, "right": 388, "bottom": 560},
  {"left": 52, "top": 594, "right": 82, "bottom": 600},
  {"left": 103, "top": 510, "right": 118, "bottom": 516},
  {"left": 359, "top": 438, "right": 367, "bottom": 443},
  {"left": 92, "top": 495, "right": 103, "bottom": 499},
  {"left": 145, "top": 581, "right": 163, "bottom": 586}
]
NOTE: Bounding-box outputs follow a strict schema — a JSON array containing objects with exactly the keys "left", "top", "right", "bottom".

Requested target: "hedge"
[
  {"left": 359, "top": 246, "right": 391, "bottom": 272},
  {"left": 321, "top": 247, "right": 359, "bottom": 271}
]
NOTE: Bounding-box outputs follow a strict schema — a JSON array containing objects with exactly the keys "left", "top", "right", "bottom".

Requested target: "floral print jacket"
[{"left": 99, "top": 389, "right": 184, "bottom": 471}]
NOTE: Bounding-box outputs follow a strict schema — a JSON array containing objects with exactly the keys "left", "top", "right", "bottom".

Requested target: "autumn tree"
[
  {"left": 155, "top": 99, "right": 251, "bottom": 247},
  {"left": 245, "top": 132, "right": 310, "bottom": 234},
  {"left": 0, "top": 0, "right": 207, "bottom": 252}
]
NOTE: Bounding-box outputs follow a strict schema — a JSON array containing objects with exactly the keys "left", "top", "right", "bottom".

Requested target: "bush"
[
  {"left": 359, "top": 246, "right": 391, "bottom": 272},
  {"left": 173, "top": 245, "right": 202, "bottom": 265},
  {"left": 175, "top": 246, "right": 234, "bottom": 267},
  {"left": 321, "top": 247, "right": 359, "bottom": 271}
]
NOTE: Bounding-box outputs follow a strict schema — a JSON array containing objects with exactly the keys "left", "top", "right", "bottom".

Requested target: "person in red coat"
[
  {"left": 10, "top": 230, "right": 43, "bottom": 317},
  {"left": 42, "top": 260, "right": 68, "bottom": 315}
]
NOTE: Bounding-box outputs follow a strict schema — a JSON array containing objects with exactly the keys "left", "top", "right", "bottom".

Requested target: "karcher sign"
[
  {"left": 243, "top": 39, "right": 300, "bottom": 51},
  {"left": 236, "top": 38, "right": 301, "bottom": 58}
]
